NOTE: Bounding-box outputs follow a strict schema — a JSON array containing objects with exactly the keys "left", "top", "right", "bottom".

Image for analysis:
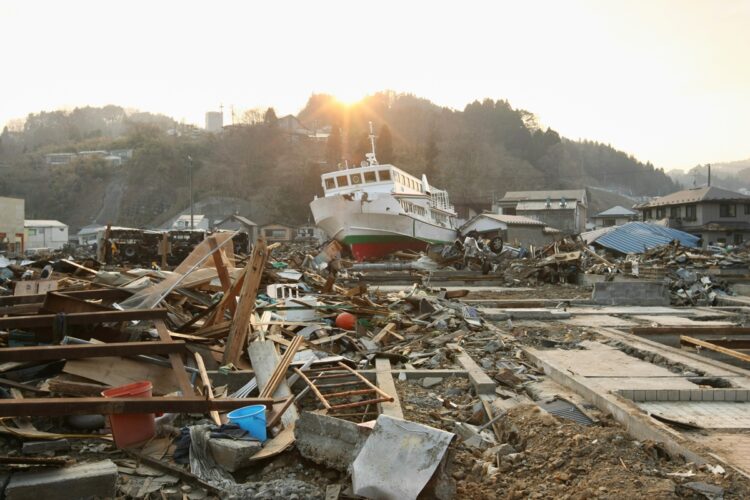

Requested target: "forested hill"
[{"left": 0, "top": 95, "right": 679, "bottom": 230}]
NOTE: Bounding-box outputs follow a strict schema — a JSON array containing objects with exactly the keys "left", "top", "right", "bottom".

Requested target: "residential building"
[
  {"left": 495, "top": 189, "right": 588, "bottom": 235},
  {"left": 77, "top": 224, "right": 106, "bottom": 245},
  {"left": 261, "top": 223, "right": 296, "bottom": 242},
  {"left": 172, "top": 214, "right": 210, "bottom": 231},
  {"left": 44, "top": 153, "right": 76, "bottom": 165},
  {"left": 635, "top": 186, "right": 750, "bottom": 246},
  {"left": 25, "top": 220, "right": 69, "bottom": 250},
  {"left": 0, "top": 197, "right": 25, "bottom": 255},
  {"left": 591, "top": 205, "right": 638, "bottom": 228},
  {"left": 460, "top": 213, "right": 561, "bottom": 247},
  {"left": 213, "top": 214, "right": 259, "bottom": 243}
]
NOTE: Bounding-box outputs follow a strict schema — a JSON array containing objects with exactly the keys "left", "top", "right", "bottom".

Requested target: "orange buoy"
[{"left": 335, "top": 312, "right": 357, "bottom": 330}]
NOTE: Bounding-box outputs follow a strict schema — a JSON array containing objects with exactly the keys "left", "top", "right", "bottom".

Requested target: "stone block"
[
  {"left": 6, "top": 459, "right": 117, "bottom": 500},
  {"left": 208, "top": 438, "right": 262, "bottom": 472},
  {"left": 21, "top": 439, "right": 70, "bottom": 455},
  {"left": 421, "top": 377, "right": 444, "bottom": 389}
]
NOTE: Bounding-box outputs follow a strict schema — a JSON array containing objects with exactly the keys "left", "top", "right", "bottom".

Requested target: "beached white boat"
[{"left": 310, "top": 128, "right": 458, "bottom": 260}]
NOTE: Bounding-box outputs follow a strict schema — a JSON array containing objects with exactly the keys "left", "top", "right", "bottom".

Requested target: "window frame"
[{"left": 719, "top": 203, "right": 736, "bottom": 218}]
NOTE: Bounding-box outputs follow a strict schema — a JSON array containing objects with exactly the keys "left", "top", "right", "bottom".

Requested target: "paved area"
[{"left": 639, "top": 401, "right": 750, "bottom": 428}]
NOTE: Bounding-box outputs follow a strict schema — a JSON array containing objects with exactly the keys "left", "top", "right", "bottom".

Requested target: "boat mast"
[{"left": 366, "top": 121, "right": 378, "bottom": 166}]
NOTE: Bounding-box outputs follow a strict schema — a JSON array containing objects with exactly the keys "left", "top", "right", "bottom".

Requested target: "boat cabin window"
[
  {"left": 336, "top": 175, "right": 349, "bottom": 187},
  {"left": 351, "top": 173, "right": 362, "bottom": 185},
  {"left": 364, "top": 171, "right": 377, "bottom": 183},
  {"left": 325, "top": 178, "right": 335, "bottom": 189},
  {"left": 378, "top": 169, "right": 391, "bottom": 181}
]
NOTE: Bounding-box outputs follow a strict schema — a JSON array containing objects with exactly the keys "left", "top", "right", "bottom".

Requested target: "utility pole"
[{"left": 188, "top": 155, "right": 194, "bottom": 229}]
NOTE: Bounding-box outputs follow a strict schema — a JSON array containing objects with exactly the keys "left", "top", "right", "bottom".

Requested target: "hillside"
[
  {"left": 0, "top": 95, "right": 680, "bottom": 230},
  {"left": 669, "top": 159, "right": 750, "bottom": 193}
]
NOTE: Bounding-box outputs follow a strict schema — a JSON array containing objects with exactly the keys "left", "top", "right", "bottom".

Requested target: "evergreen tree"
[
  {"left": 264, "top": 107, "right": 278, "bottom": 125},
  {"left": 376, "top": 124, "right": 394, "bottom": 164}
]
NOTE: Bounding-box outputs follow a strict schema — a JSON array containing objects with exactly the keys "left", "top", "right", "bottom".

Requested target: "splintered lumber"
[
  {"left": 223, "top": 239, "right": 268, "bottom": 365},
  {"left": 259, "top": 335, "right": 303, "bottom": 399},
  {"left": 155, "top": 320, "right": 194, "bottom": 397},
  {"left": 0, "top": 397, "right": 274, "bottom": 416},
  {"left": 0, "top": 341, "right": 186, "bottom": 363},
  {"left": 681, "top": 335, "right": 750, "bottom": 363},
  {"left": 41, "top": 291, "right": 113, "bottom": 314},
  {"left": 207, "top": 236, "right": 236, "bottom": 316},
  {"left": 194, "top": 352, "right": 221, "bottom": 425},
  {"left": 0, "top": 309, "right": 168, "bottom": 329},
  {"left": 207, "top": 267, "right": 247, "bottom": 326},
  {"left": 0, "top": 288, "right": 132, "bottom": 307},
  {"left": 372, "top": 323, "right": 404, "bottom": 345}
]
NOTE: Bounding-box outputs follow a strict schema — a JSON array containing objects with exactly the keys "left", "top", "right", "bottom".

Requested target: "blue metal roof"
[{"left": 593, "top": 222, "right": 699, "bottom": 254}]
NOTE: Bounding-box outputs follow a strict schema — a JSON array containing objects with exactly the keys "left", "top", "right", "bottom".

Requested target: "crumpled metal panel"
[
  {"left": 351, "top": 415, "right": 454, "bottom": 500},
  {"left": 594, "top": 222, "right": 699, "bottom": 255}
]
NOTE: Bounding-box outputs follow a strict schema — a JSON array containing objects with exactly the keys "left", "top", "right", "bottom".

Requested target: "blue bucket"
[{"left": 227, "top": 405, "right": 267, "bottom": 441}]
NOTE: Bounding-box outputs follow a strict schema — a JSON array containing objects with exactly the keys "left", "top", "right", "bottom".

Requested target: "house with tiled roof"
[
  {"left": 635, "top": 186, "right": 750, "bottom": 246},
  {"left": 591, "top": 205, "right": 638, "bottom": 229},
  {"left": 495, "top": 189, "right": 587, "bottom": 235}
]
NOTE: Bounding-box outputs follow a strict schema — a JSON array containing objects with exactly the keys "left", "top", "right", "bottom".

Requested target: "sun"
[{"left": 331, "top": 88, "right": 364, "bottom": 106}]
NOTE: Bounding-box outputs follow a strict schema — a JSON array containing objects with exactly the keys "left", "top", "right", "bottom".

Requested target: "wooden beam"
[
  {"left": 194, "top": 352, "right": 221, "bottom": 425},
  {"left": 706, "top": 339, "right": 750, "bottom": 349},
  {"left": 155, "top": 320, "right": 195, "bottom": 397},
  {"left": 0, "top": 397, "right": 273, "bottom": 416},
  {"left": 0, "top": 341, "right": 186, "bottom": 363},
  {"left": 207, "top": 236, "right": 236, "bottom": 316},
  {"left": 680, "top": 335, "right": 750, "bottom": 363},
  {"left": 0, "top": 288, "right": 132, "bottom": 307},
  {"left": 374, "top": 358, "right": 403, "bottom": 419},
  {"left": 41, "top": 291, "right": 113, "bottom": 314},
  {"left": 447, "top": 343, "right": 496, "bottom": 395},
  {"left": 633, "top": 326, "right": 750, "bottom": 336},
  {"left": 0, "top": 309, "right": 168, "bottom": 329},
  {"left": 223, "top": 239, "right": 268, "bottom": 365}
]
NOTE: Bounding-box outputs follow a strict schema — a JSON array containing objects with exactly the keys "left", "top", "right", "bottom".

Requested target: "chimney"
[{"left": 707, "top": 163, "right": 711, "bottom": 187}]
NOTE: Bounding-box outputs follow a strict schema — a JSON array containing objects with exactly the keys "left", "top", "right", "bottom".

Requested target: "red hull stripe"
[{"left": 350, "top": 240, "right": 428, "bottom": 261}]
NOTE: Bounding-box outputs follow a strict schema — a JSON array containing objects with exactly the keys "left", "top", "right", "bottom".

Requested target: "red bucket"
[{"left": 101, "top": 381, "right": 156, "bottom": 448}]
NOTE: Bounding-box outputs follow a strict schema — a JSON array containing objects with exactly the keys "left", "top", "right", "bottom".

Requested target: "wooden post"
[
  {"left": 155, "top": 320, "right": 194, "bottom": 397},
  {"left": 222, "top": 239, "right": 268, "bottom": 365}
]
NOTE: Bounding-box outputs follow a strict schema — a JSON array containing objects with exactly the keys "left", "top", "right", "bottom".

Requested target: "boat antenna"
[{"left": 366, "top": 121, "right": 378, "bottom": 165}]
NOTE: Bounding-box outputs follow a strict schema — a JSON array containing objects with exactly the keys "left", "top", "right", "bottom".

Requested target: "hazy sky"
[{"left": 1, "top": 0, "right": 748, "bottom": 169}]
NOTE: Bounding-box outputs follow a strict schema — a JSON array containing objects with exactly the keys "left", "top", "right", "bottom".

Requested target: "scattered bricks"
[
  {"left": 21, "top": 439, "right": 70, "bottom": 455},
  {"left": 591, "top": 281, "right": 669, "bottom": 306},
  {"left": 208, "top": 438, "right": 263, "bottom": 472},
  {"left": 5, "top": 459, "right": 117, "bottom": 500}
]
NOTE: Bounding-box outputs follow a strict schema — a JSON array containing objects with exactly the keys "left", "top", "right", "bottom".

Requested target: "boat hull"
[{"left": 310, "top": 194, "right": 457, "bottom": 261}]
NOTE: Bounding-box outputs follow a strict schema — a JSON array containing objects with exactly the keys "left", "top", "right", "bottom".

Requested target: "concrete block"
[
  {"left": 679, "top": 390, "right": 691, "bottom": 402},
  {"left": 690, "top": 389, "right": 702, "bottom": 402},
  {"left": 738, "top": 390, "right": 748, "bottom": 402},
  {"left": 6, "top": 459, "right": 117, "bottom": 500},
  {"left": 658, "top": 390, "right": 669, "bottom": 401},
  {"left": 668, "top": 390, "right": 679, "bottom": 402},
  {"left": 591, "top": 282, "right": 669, "bottom": 306},
  {"left": 620, "top": 389, "right": 634, "bottom": 401},
  {"left": 294, "top": 411, "right": 371, "bottom": 471},
  {"left": 421, "top": 377, "right": 444, "bottom": 389},
  {"left": 634, "top": 390, "right": 645, "bottom": 402},
  {"left": 725, "top": 390, "right": 736, "bottom": 402},
  {"left": 645, "top": 390, "right": 658, "bottom": 402},
  {"left": 702, "top": 390, "right": 714, "bottom": 401},
  {"left": 21, "top": 439, "right": 70, "bottom": 455},
  {"left": 714, "top": 390, "right": 725, "bottom": 401},
  {"left": 208, "top": 438, "right": 262, "bottom": 472}
]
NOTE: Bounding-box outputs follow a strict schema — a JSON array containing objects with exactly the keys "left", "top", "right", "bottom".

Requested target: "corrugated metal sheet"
[{"left": 594, "top": 222, "right": 699, "bottom": 254}]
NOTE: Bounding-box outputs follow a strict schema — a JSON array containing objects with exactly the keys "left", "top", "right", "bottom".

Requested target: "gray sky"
[{"left": 1, "top": 0, "right": 749, "bottom": 169}]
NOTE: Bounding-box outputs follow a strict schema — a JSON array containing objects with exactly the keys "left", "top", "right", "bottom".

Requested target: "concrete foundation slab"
[
  {"left": 6, "top": 459, "right": 117, "bottom": 500},
  {"left": 592, "top": 281, "right": 669, "bottom": 306},
  {"left": 208, "top": 438, "right": 262, "bottom": 472}
]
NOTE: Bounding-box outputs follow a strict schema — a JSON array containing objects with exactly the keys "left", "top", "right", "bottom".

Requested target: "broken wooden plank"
[
  {"left": 155, "top": 320, "right": 194, "bottom": 397},
  {"left": 0, "top": 309, "right": 168, "bottom": 329},
  {"left": 633, "top": 326, "right": 750, "bottom": 336},
  {"left": 194, "top": 352, "right": 221, "bottom": 426},
  {"left": 223, "top": 239, "right": 268, "bottom": 365},
  {"left": 447, "top": 343, "right": 496, "bottom": 395},
  {"left": 680, "top": 335, "right": 750, "bottom": 363},
  {"left": 0, "top": 397, "right": 274, "bottom": 416},
  {"left": 207, "top": 236, "right": 236, "bottom": 316},
  {"left": 0, "top": 341, "right": 186, "bottom": 363},
  {"left": 374, "top": 358, "right": 403, "bottom": 419},
  {"left": 64, "top": 356, "right": 178, "bottom": 396}
]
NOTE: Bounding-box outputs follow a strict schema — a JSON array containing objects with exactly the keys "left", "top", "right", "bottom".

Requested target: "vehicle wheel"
[
  {"left": 489, "top": 237, "right": 504, "bottom": 253},
  {"left": 123, "top": 246, "right": 137, "bottom": 258}
]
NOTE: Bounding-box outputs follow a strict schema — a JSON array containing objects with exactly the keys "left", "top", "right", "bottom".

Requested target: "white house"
[
  {"left": 25, "top": 220, "right": 68, "bottom": 250},
  {"left": 172, "top": 214, "right": 210, "bottom": 231}
]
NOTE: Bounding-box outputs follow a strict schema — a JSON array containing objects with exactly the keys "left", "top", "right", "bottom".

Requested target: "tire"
[{"left": 489, "top": 237, "right": 504, "bottom": 253}]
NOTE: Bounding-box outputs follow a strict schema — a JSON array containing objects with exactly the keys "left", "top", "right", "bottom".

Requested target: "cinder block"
[
  {"left": 690, "top": 390, "right": 703, "bottom": 401},
  {"left": 668, "top": 390, "right": 679, "bottom": 401},
  {"left": 634, "top": 390, "right": 645, "bottom": 402},
  {"left": 645, "top": 390, "right": 658, "bottom": 402},
  {"left": 737, "top": 390, "right": 748, "bottom": 402},
  {"left": 6, "top": 459, "right": 117, "bottom": 500},
  {"left": 679, "top": 390, "right": 691, "bottom": 401},
  {"left": 714, "top": 391, "right": 725, "bottom": 401},
  {"left": 620, "top": 390, "right": 634, "bottom": 401},
  {"left": 208, "top": 438, "right": 262, "bottom": 472},
  {"left": 702, "top": 390, "right": 714, "bottom": 401},
  {"left": 724, "top": 390, "right": 736, "bottom": 402},
  {"left": 657, "top": 390, "right": 669, "bottom": 401}
]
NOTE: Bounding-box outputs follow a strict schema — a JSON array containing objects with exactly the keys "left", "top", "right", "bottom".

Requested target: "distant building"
[
  {"left": 213, "top": 214, "right": 259, "bottom": 244},
  {"left": 172, "top": 214, "right": 210, "bottom": 231},
  {"left": 591, "top": 205, "right": 638, "bottom": 228},
  {"left": 460, "top": 213, "right": 561, "bottom": 247},
  {"left": 44, "top": 148, "right": 133, "bottom": 166},
  {"left": 261, "top": 223, "right": 296, "bottom": 242},
  {"left": 25, "top": 220, "right": 68, "bottom": 250},
  {"left": 44, "top": 153, "right": 76, "bottom": 165},
  {"left": 0, "top": 197, "right": 25, "bottom": 255},
  {"left": 635, "top": 186, "right": 750, "bottom": 246},
  {"left": 205, "top": 111, "right": 223, "bottom": 133},
  {"left": 77, "top": 224, "right": 106, "bottom": 245},
  {"left": 495, "top": 189, "right": 588, "bottom": 235}
]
